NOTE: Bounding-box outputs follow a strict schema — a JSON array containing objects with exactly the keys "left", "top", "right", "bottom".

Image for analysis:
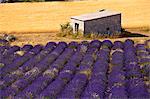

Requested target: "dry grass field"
[{"left": 0, "top": 0, "right": 150, "bottom": 46}]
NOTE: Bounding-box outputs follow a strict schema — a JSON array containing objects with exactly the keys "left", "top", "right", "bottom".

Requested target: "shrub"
[
  {"left": 72, "top": 30, "right": 83, "bottom": 39},
  {"left": 84, "top": 33, "right": 91, "bottom": 39},
  {"left": 60, "top": 22, "right": 73, "bottom": 36},
  {"left": 72, "top": 32, "right": 79, "bottom": 39},
  {"left": 90, "top": 32, "right": 98, "bottom": 39}
]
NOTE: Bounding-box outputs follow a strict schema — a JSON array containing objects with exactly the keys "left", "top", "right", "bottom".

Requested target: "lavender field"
[{"left": 0, "top": 39, "right": 150, "bottom": 98}]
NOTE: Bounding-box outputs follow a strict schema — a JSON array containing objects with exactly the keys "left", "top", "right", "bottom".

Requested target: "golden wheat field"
[
  {"left": 0, "top": 0, "right": 150, "bottom": 46},
  {"left": 0, "top": 0, "right": 150, "bottom": 33}
]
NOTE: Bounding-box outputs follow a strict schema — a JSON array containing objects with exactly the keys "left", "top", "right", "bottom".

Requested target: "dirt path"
[{"left": 0, "top": 31, "right": 148, "bottom": 46}]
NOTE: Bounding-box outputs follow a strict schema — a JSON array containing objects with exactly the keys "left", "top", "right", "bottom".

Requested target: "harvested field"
[{"left": 0, "top": 0, "right": 150, "bottom": 33}]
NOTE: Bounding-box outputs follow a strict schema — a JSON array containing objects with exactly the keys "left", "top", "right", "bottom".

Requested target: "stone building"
[{"left": 71, "top": 9, "right": 121, "bottom": 35}]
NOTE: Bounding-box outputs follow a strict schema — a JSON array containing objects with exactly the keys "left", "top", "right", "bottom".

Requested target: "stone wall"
[{"left": 84, "top": 14, "right": 121, "bottom": 35}]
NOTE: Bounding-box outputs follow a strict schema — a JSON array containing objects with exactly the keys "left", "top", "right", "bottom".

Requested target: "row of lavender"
[{"left": 0, "top": 39, "right": 150, "bottom": 98}]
